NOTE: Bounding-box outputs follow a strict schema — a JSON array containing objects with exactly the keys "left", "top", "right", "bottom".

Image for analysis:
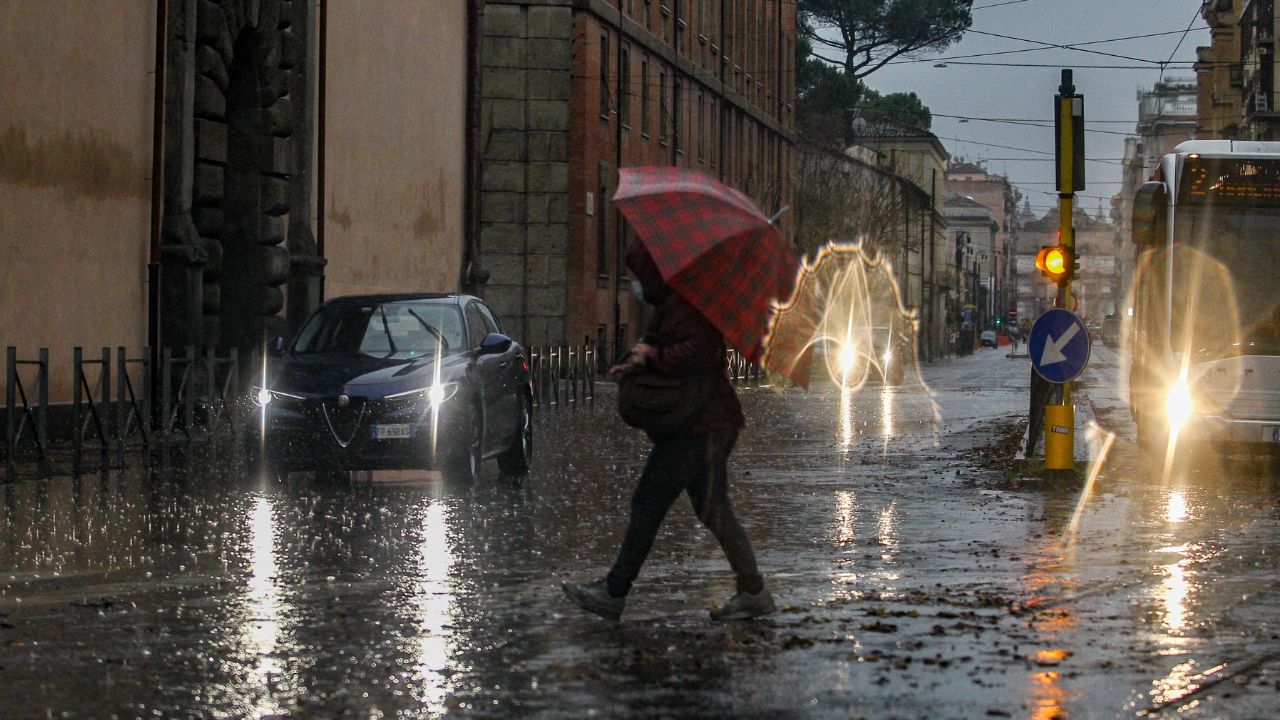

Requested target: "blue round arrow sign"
[{"left": 1028, "top": 308, "right": 1091, "bottom": 384}]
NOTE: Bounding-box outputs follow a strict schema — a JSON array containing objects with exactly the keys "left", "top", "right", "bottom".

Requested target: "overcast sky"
[{"left": 861, "top": 0, "right": 1207, "bottom": 218}]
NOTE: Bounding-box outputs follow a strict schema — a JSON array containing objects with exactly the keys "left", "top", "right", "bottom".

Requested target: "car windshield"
[{"left": 292, "top": 302, "right": 465, "bottom": 357}]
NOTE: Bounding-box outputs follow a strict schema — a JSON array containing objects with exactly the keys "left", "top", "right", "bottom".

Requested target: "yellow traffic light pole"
[{"left": 1044, "top": 70, "right": 1082, "bottom": 470}]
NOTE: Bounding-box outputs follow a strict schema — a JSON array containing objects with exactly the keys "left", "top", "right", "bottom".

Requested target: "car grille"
[{"left": 321, "top": 398, "right": 367, "bottom": 447}]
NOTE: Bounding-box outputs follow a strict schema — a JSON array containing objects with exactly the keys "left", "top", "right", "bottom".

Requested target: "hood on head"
[{"left": 625, "top": 241, "right": 672, "bottom": 304}]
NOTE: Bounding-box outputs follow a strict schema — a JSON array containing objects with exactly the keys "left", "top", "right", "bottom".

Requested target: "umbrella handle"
[{"left": 768, "top": 205, "right": 791, "bottom": 225}]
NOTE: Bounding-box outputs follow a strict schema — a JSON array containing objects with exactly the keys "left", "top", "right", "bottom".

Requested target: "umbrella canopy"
[{"left": 613, "top": 166, "right": 810, "bottom": 386}]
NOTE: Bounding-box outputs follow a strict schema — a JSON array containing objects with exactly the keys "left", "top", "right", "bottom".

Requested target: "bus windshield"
[{"left": 1171, "top": 202, "right": 1280, "bottom": 358}]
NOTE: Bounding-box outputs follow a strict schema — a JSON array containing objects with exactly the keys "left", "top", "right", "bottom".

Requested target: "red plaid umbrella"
[{"left": 613, "top": 166, "right": 811, "bottom": 386}]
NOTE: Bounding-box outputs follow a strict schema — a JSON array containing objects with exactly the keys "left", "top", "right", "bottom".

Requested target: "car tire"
[
  {"left": 497, "top": 396, "right": 533, "bottom": 476},
  {"left": 445, "top": 405, "right": 483, "bottom": 484}
]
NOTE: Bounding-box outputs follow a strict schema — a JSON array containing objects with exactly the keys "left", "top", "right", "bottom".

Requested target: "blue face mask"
[{"left": 631, "top": 279, "right": 645, "bottom": 302}]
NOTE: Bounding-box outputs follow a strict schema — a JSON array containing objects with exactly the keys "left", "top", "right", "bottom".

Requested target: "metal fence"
[
  {"left": 5, "top": 347, "right": 48, "bottom": 476},
  {"left": 726, "top": 348, "right": 764, "bottom": 386},
  {"left": 525, "top": 345, "right": 597, "bottom": 412},
  {"left": 3, "top": 345, "right": 249, "bottom": 480}
]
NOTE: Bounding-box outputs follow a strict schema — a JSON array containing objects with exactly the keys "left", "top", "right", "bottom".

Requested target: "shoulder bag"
[{"left": 617, "top": 368, "right": 714, "bottom": 436}]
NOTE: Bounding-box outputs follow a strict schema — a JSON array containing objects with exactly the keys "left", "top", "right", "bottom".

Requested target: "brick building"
[{"left": 475, "top": 0, "right": 797, "bottom": 356}]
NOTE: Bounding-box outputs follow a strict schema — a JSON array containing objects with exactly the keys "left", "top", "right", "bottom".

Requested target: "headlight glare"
[
  {"left": 386, "top": 382, "right": 458, "bottom": 407},
  {"left": 1166, "top": 376, "right": 1194, "bottom": 432}
]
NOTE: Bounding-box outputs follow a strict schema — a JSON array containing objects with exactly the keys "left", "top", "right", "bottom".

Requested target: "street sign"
[{"left": 1029, "top": 308, "right": 1091, "bottom": 384}]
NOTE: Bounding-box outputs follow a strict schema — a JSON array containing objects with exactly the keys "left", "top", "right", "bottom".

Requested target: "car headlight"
[
  {"left": 385, "top": 382, "right": 458, "bottom": 407},
  {"left": 1165, "top": 375, "right": 1194, "bottom": 432},
  {"left": 252, "top": 386, "right": 304, "bottom": 407}
]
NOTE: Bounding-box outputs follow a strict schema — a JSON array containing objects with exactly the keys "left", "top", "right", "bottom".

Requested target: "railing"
[
  {"left": 5, "top": 347, "right": 48, "bottom": 478},
  {"left": 726, "top": 347, "right": 764, "bottom": 386},
  {"left": 157, "top": 346, "right": 243, "bottom": 467},
  {"left": 71, "top": 347, "right": 113, "bottom": 475},
  {"left": 525, "top": 344, "right": 597, "bottom": 412},
  {"left": 1, "top": 345, "right": 249, "bottom": 480}
]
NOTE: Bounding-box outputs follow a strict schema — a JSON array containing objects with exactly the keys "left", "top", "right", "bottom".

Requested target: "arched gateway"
[{"left": 160, "top": 0, "right": 322, "bottom": 353}]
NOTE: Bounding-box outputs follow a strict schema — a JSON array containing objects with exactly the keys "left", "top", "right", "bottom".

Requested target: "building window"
[
  {"left": 659, "top": 70, "right": 668, "bottom": 145},
  {"left": 641, "top": 58, "right": 650, "bottom": 136},
  {"left": 600, "top": 33, "right": 610, "bottom": 119},
  {"left": 620, "top": 45, "right": 631, "bottom": 129}
]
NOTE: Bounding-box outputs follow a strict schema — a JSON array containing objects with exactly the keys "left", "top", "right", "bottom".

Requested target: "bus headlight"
[{"left": 1166, "top": 376, "right": 1194, "bottom": 432}]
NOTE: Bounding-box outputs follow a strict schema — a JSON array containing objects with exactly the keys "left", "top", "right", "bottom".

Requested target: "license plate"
[{"left": 371, "top": 424, "right": 414, "bottom": 440}]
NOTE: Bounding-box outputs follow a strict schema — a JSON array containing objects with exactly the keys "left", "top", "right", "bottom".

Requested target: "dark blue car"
[{"left": 251, "top": 293, "right": 533, "bottom": 482}]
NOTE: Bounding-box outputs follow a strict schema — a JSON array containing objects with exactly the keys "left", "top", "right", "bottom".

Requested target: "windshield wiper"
[
  {"left": 378, "top": 306, "right": 398, "bottom": 355},
  {"left": 406, "top": 308, "right": 448, "bottom": 352}
]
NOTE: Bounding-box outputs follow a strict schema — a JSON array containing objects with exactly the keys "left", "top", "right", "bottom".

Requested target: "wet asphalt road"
[{"left": 2, "top": 346, "right": 1278, "bottom": 719}]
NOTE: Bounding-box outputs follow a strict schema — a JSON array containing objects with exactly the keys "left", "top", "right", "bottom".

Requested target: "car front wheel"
[
  {"left": 445, "top": 406, "right": 483, "bottom": 484},
  {"left": 497, "top": 396, "right": 533, "bottom": 476}
]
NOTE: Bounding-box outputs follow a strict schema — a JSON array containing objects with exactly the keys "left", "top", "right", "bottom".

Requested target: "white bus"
[{"left": 1129, "top": 140, "right": 1280, "bottom": 453}]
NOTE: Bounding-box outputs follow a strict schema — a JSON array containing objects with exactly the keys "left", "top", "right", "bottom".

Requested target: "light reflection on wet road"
[{"left": 1, "top": 346, "right": 1278, "bottom": 719}]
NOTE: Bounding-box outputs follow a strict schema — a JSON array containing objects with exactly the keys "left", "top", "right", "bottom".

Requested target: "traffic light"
[{"left": 1035, "top": 245, "right": 1076, "bottom": 285}]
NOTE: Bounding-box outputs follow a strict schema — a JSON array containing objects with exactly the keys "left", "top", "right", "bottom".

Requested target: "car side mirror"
[{"left": 478, "top": 332, "right": 513, "bottom": 355}]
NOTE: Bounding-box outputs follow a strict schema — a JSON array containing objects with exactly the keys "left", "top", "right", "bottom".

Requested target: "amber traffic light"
[{"left": 1036, "top": 245, "right": 1074, "bottom": 284}]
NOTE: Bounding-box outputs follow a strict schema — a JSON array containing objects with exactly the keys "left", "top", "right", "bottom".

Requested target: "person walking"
[{"left": 562, "top": 242, "right": 773, "bottom": 622}]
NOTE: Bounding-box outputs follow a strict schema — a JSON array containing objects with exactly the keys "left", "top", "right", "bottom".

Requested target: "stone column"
[
  {"left": 284, "top": 0, "right": 324, "bottom": 337},
  {"left": 160, "top": 0, "right": 207, "bottom": 350},
  {"left": 477, "top": 1, "right": 572, "bottom": 346}
]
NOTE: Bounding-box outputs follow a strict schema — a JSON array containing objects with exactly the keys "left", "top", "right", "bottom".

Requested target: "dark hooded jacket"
[{"left": 626, "top": 242, "right": 745, "bottom": 434}]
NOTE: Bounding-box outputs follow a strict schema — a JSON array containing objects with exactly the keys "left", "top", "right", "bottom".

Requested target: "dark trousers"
[{"left": 606, "top": 429, "right": 764, "bottom": 598}]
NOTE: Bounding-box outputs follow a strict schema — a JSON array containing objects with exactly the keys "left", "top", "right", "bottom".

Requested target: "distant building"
[
  {"left": 1239, "top": 0, "right": 1280, "bottom": 137},
  {"left": 943, "top": 162, "right": 1020, "bottom": 328},
  {"left": 1017, "top": 208, "right": 1117, "bottom": 324},
  {"left": 944, "top": 195, "right": 998, "bottom": 332},
  {"left": 846, "top": 122, "right": 949, "bottom": 360},
  {"left": 1196, "top": 0, "right": 1243, "bottom": 139}
]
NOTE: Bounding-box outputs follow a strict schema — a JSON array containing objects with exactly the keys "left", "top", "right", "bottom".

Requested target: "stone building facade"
[
  {"left": 1, "top": 0, "right": 470, "bottom": 403},
  {"left": 944, "top": 195, "right": 999, "bottom": 332},
  {"left": 475, "top": 0, "right": 796, "bottom": 355}
]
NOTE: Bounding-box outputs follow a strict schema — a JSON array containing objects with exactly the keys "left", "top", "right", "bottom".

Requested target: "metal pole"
[
  {"left": 73, "top": 347, "right": 83, "bottom": 476},
  {"left": 37, "top": 348, "right": 48, "bottom": 454},
  {"left": 161, "top": 346, "right": 172, "bottom": 468},
  {"left": 101, "top": 347, "right": 111, "bottom": 463},
  {"left": 184, "top": 346, "right": 194, "bottom": 442},
  {"left": 141, "top": 347, "right": 152, "bottom": 452},
  {"left": 117, "top": 346, "right": 128, "bottom": 469},
  {"left": 5, "top": 347, "right": 15, "bottom": 478}
]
